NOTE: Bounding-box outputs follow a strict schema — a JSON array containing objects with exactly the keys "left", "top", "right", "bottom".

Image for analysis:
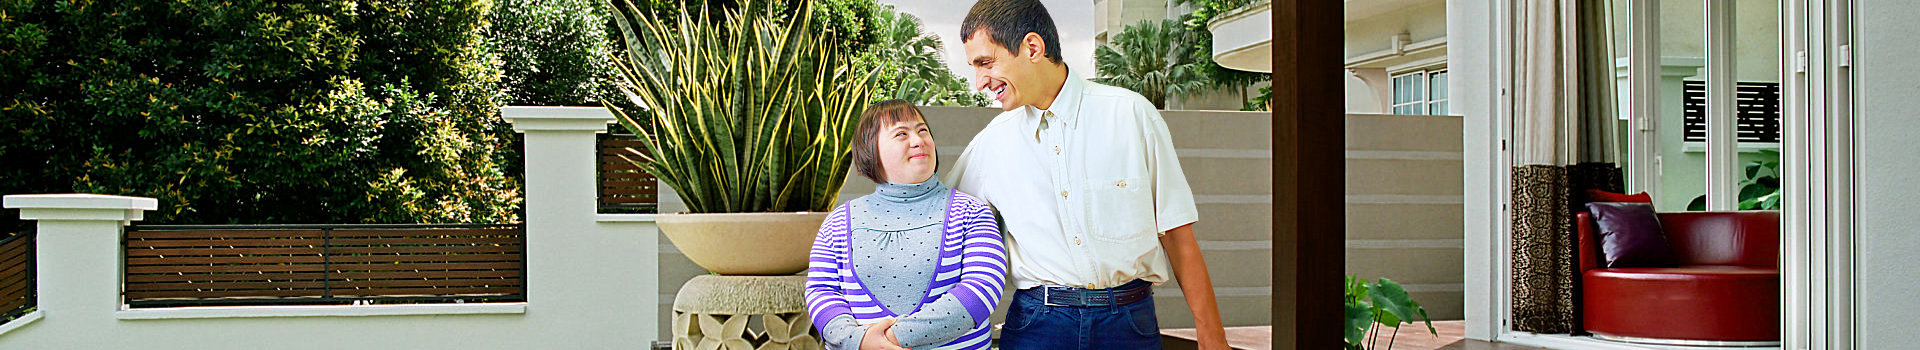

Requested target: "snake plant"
[{"left": 604, "top": 0, "right": 877, "bottom": 213}]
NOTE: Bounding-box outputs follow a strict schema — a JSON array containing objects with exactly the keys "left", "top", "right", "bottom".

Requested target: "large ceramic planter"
[{"left": 657, "top": 212, "right": 829, "bottom": 275}]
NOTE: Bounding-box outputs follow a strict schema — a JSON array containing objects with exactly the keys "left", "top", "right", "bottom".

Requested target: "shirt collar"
[{"left": 1026, "top": 69, "right": 1085, "bottom": 132}]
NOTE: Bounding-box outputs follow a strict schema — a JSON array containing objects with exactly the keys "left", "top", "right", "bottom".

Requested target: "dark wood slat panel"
[
  {"left": 128, "top": 264, "right": 329, "bottom": 274},
  {"left": 601, "top": 188, "right": 658, "bottom": 195},
  {"left": 324, "top": 228, "right": 521, "bottom": 238},
  {"left": 600, "top": 180, "right": 656, "bottom": 187},
  {"left": 0, "top": 243, "right": 27, "bottom": 262},
  {"left": 324, "top": 236, "right": 522, "bottom": 245},
  {"left": 0, "top": 261, "right": 27, "bottom": 277},
  {"left": 129, "top": 238, "right": 326, "bottom": 248},
  {"left": 328, "top": 287, "right": 519, "bottom": 297},
  {"left": 128, "top": 247, "right": 326, "bottom": 256},
  {"left": 128, "top": 256, "right": 326, "bottom": 265},
  {"left": 324, "top": 262, "right": 525, "bottom": 271},
  {"left": 601, "top": 172, "right": 656, "bottom": 179},
  {"left": 327, "top": 279, "right": 521, "bottom": 289},
  {"left": 132, "top": 245, "right": 519, "bottom": 257},
  {"left": 320, "top": 254, "right": 522, "bottom": 263},
  {"left": 127, "top": 289, "right": 327, "bottom": 298},
  {"left": 127, "top": 270, "right": 521, "bottom": 283},
  {"left": 127, "top": 230, "right": 327, "bottom": 239},
  {"left": 0, "top": 281, "right": 29, "bottom": 299},
  {"left": 0, "top": 273, "right": 26, "bottom": 290},
  {"left": 323, "top": 246, "right": 521, "bottom": 254},
  {"left": 0, "top": 299, "right": 26, "bottom": 313},
  {"left": 128, "top": 281, "right": 328, "bottom": 291}
]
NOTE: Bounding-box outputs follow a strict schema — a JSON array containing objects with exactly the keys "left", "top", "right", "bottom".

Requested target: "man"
[{"left": 940, "top": 1, "right": 1229, "bottom": 349}]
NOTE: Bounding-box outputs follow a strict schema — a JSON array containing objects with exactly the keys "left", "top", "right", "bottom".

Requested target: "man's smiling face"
[{"left": 965, "top": 30, "right": 1042, "bottom": 111}]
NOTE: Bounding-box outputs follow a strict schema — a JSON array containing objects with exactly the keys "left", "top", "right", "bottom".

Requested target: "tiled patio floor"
[{"left": 1161, "top": 320, "right": 1544, "bottom": 350}]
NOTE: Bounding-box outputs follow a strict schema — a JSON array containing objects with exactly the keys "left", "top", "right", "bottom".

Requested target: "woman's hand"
[{"left": 860, "top": 319, "right": 906, "bottom": 350}]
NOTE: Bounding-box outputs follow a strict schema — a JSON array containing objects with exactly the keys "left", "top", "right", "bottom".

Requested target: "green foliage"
[
  {"left": 1687, "top": 149, "right": 1782, "bottom": 211},
  {"left": 862, "top": 4, "right": 988, "bottom": 107},
  {"left": 490, "top": 0, "right": 621, "bottom": 107},
  {"left": 606, "top": 0, "right": 877, "bottom": 213},
  {"left": 1176, "top": 0, "right": 1273, "bottom": 106},
  {"left": 1093, "top": 19, "right": 1212, "bottom": 109},
  {"left": 625, "top": 0, "right": 878, "bottom": 55},
  {"left": 1245, "top": 85, "right": 1273, "bottom": 111},
  {"left": 0, "top": 0, "right": 520, "bottom": 230},
  {"left": 1345, "top": 276, "right": 1437, "bottom": 350}
]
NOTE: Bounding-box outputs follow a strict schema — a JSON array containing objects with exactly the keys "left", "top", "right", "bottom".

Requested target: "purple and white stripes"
[{"left": 806, "top": 190, "right": 1007, "bottom": 350}]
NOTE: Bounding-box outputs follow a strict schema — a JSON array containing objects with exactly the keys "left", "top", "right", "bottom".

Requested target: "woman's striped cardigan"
[{"left": 806, "top": 190, "right": 1007, "bottom": 350}]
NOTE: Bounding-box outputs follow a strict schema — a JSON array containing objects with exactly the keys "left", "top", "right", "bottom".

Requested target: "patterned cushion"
[{"left": 1585, "top": 202, "right": 1676, "bottom": 268}]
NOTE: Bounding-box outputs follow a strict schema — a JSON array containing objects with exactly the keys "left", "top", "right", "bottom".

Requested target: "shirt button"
[
  {"left": 1074, "top": 237, "right": 1082, "bottom": 245},
  {"left": 1060, "top": 190, "right": 1069, "bottom": 198},
  {"left": 1053, "top": 146, "right": 1061, "bottom": 154}
]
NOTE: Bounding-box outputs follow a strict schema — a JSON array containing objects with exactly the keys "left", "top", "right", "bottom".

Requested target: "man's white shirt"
[{"left": 944, "top": 70, "right": 1199, "bottom": 290}]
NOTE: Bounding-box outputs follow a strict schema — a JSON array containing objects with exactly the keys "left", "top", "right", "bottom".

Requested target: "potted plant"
[
  {"left": 604, "top": 0, "right": 875, "bottom": 275},
  {"left": 1345, "top": 276, "right": 1438, "bottom": 350}
]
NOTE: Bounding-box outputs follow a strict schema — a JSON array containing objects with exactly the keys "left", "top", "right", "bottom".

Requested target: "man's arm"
[{"left": 1161, "top": 223, "right": 1229, "bottom": 350}]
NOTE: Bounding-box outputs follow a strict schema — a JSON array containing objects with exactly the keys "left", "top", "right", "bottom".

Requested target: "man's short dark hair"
[
  {"left": 851, "top": 99, "right": 930, "bottom": 184},
  {"left": 961, "top": 0, "right": 1063, "bottom": 65}
]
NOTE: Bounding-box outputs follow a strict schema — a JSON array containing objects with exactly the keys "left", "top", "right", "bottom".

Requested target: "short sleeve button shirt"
[{"left": 943, "top": 71, "right": 1199, "bottom": 290}]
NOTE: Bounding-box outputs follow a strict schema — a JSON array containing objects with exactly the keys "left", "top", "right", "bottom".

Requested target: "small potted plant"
[
  {"left": 604, "top": 0, "right": 875, "bottom": 275},
  {"left": 1345, "top": 276, "right": 1438, "bottom": 350}
]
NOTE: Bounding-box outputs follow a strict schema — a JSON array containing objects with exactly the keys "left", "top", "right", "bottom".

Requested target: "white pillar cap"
[
  {"left": 5, "top": 194, "right": 158, "bottom": 221},
  {"left": 502, "top": 106, "right": 618, "bottom": 132}
]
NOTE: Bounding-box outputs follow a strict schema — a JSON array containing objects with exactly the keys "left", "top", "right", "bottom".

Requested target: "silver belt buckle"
[{"left": 1041, "top": 286, "right": 1068, "bottom": 307}]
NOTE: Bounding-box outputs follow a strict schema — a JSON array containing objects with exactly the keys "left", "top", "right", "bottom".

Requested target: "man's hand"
[
  {"left": 1161, "top": 223, "right": 1231, "bottom": 350},
  {"left": 860, "top": 318, "right": 906, "bottom": 350}
]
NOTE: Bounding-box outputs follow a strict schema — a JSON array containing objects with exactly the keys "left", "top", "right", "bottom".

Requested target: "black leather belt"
[{"left": 1025, "top": 279, "right": 1153, "bottom": 307}]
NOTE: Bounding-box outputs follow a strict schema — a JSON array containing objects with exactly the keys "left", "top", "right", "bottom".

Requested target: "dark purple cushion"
[{"left": 1585, "top": 202, "right": 1676, "bottom": 268}]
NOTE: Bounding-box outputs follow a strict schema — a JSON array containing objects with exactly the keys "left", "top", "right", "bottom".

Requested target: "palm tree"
[
  {"left": 863, "top": 5, "right": 988, "bottom": 107},
  {"left": 1093, "top": 19, "right": 1211, "bottom": 109}
]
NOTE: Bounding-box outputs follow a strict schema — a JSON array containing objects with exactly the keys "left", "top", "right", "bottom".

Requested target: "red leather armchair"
[{"left": 1576, "top": 210, "right": 1780, "bottom": 344}]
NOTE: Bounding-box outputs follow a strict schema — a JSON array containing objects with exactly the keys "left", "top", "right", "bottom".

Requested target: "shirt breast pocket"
[{"left": 1089, "top": 176, "right": 1155, "bottom": 243}]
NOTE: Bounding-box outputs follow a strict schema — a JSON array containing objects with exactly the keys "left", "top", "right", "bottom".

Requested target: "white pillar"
[
  {"left": 502, "top": 106, "right": 613, "bottom": 309},
  {"left": 501, "top": 106, "right": 657, "bottom": 344},
  {"left": 1626, "top": 0, "right": 1662, "bottom": 195},
  {"left": 2, "top": 194, "right": 156, "bottom": 327},
  {"left": 1705, "top": 0, "right": 1739, "bottom": 210}
]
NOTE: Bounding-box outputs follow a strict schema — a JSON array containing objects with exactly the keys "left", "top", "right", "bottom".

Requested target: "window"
[
  {"left": 1390, "top": 68, "right": 1448, "bottom": 115},
  {"left": 1390, "top": 71, "right": 1426, "bottom": 114},
  {"left": 1428, "top": 70, "right": 1449, "bottom": 115}
]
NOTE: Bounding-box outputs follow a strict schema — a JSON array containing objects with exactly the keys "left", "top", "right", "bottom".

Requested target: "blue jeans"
[{"left": 996, "top": 286, "right": 1163, "bottom": 350}]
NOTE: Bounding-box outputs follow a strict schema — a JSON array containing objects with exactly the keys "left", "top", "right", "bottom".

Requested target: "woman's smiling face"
[{"left": 877, "top": 113, "right": 936, "bottom": 184}]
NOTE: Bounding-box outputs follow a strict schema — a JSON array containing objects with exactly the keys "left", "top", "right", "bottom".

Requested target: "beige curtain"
[{"left": 1510, "top": 0, "right": 1619, "bottom": 335}]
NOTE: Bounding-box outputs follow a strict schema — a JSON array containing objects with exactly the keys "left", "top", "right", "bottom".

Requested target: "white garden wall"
[{"left": 0, "top": 107, "right": 661, "bottom": 349}]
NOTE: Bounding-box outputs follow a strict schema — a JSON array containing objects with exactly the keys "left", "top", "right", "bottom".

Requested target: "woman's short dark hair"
[
  {"left": 851, "top": 99, "right": 929, "bottom": 184},
  {"left": 960, "top": 0, "right": 1063, "bottom": 65}
]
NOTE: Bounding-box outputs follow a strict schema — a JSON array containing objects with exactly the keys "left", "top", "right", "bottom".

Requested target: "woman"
[{"left": 806, "top": 100, "right": 1006, "bottom": 350}]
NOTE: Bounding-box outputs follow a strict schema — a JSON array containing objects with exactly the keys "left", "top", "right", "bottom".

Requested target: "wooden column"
[{"left": 1271, "top": 1, "right": 1343, "bottom": 349}]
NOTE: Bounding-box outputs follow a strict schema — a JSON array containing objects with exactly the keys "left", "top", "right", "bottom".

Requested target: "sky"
[{"left": 873, "top": 0, "right": 1098, "bottom": 91}]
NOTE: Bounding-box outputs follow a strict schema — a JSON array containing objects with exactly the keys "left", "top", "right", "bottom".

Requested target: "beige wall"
[{"left": 1344, "top": 113, "right": 1465, "bottom": 321}]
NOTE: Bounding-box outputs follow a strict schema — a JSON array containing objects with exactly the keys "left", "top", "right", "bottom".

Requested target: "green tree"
[
  {"left": 862, "top": 4, "right": 988, "bottom": 107},
  {"left": 491, "top": 0, "right": 622, "bottom": 107},
  {"left": 1176, "top": 0, "right": 1272, "bottom": 110},
  {"left": 0, "top": 0, "right": 519, "bottom": 231},
  {"left": 1093, "top": 19, "right": 1212, "bottom": 109}
]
